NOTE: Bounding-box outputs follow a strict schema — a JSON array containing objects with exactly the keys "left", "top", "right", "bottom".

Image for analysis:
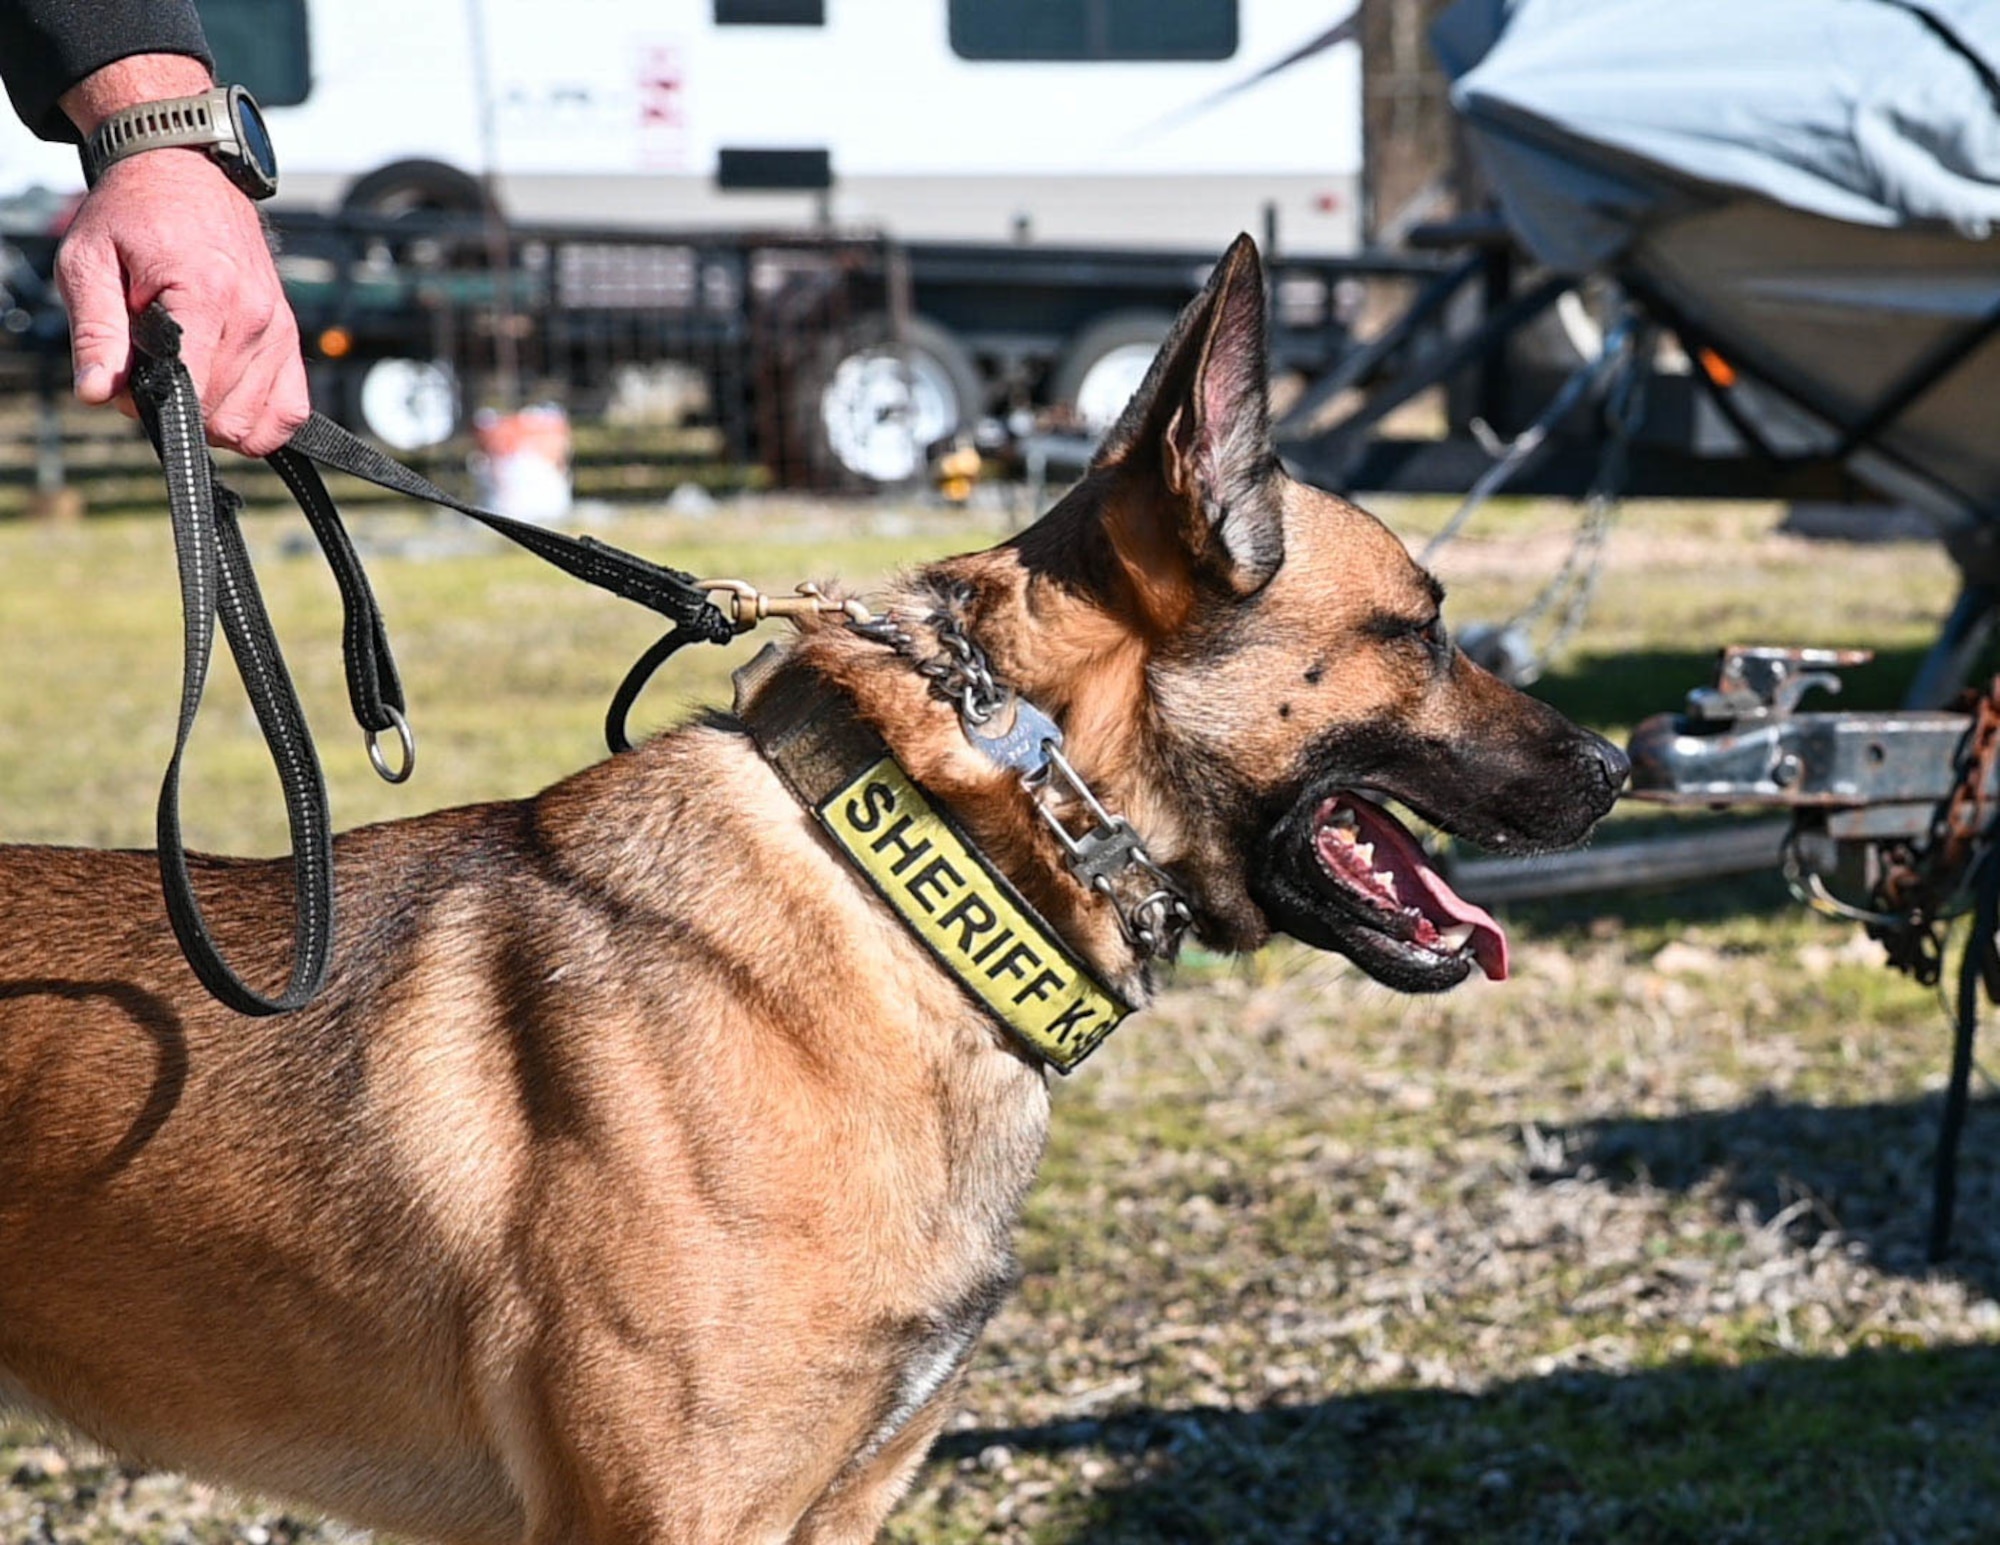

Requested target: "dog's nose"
[{"left": 1579, "top": 732, "right": 1630, "bottom": 795}]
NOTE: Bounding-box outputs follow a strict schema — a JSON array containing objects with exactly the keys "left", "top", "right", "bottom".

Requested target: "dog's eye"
[
  {"left": 1404, "top": 614, "right": 1446, "bottom": 656},
  {"left": 1366, "top": 611, "right": 1449, "bottom": 656},
  {"left": 1411, "top": 615, "right": 1452, "bottom": 674}
]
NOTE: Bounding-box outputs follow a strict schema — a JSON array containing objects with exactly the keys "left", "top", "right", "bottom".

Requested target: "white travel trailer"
[
  {"left": 1, "top": 0, "right": 1369, "bottom": 482},
  {"left": 1, "top": 0, "right": 1364, "bottom": 253}
]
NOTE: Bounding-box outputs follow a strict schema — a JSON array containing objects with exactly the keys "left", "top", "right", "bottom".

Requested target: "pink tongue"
[{"left": 1413, "top": 867, "right": 1509, "bottom": 982}]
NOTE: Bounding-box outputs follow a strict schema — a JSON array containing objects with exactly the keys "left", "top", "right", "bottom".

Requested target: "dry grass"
[{"left": 4, "top": 485, "right": 1997, "bottom": 1543}]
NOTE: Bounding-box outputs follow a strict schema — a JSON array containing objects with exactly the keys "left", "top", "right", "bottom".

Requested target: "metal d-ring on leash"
[
  {"left": 365, "top": 705, "right": 416, "bottom": 784},
  {"left": 131, "top": 302, "right": 734, "bottom": 1016}
]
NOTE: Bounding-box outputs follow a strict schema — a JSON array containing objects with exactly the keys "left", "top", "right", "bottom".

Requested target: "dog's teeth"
[
  {"left": 1374, "top": 870, "right": 1398, "bottom": 897},
  {"left": 1438, "top": 922, "right": 1475, "bottom": 952},
  {"left": 1353, "top": 842, "right": 1374, "bottom": 866}
]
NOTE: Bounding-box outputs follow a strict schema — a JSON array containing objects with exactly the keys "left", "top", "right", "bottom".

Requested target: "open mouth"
[{"left": 1309, "top": 792, "right": 1508, "bottom": 983}]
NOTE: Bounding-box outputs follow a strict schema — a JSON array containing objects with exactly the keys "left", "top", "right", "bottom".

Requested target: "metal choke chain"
[
  {"left": 917, "top": 617, "right": 1009, "bottom": 726},
  {"left": 859, "top": 600, "right": 1193, "bottom": 961}
]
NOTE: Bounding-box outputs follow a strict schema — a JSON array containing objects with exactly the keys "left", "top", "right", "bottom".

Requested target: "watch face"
[{"left": 229, "top": 88, "right": 279, "bottom": 184}]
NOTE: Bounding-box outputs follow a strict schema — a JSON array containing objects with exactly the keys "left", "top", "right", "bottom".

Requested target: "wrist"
[
  {"left": 60, "top": 54, "right": 215, "bottom": 138},
  {"left": 92, "top": 144, "right": 234, "bottom": 191}
]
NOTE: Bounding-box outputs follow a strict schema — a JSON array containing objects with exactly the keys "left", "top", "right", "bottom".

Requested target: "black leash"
[{"left": 129, "top": 304, "right": 734, "bottom": 1015}]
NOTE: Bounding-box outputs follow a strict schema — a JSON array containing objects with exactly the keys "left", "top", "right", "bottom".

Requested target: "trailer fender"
[{"left": 339, "top": 158, "right": 498, "bottom": 219}]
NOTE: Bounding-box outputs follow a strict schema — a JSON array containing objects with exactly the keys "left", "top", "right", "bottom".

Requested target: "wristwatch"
[{"left": 81, "top": 84, "right": 279, "bottom": 200}]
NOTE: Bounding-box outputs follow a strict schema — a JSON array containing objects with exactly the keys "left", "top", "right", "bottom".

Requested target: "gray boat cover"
[{"left": 1436, "top": 0, "right": 2000, "bottom": 270}]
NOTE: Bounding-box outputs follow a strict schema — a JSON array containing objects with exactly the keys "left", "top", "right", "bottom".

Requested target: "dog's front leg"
[
  {"left": 786, "top": 1372, "right": 966, "bottom": 1545},
  {"left": 510, "top": 1463, "right": 796, "bottom": 1545}
]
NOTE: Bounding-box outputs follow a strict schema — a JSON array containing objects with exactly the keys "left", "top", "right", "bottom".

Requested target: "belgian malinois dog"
[{"left": 0, "top": 237, "right": 1624, "bottom": 1543}]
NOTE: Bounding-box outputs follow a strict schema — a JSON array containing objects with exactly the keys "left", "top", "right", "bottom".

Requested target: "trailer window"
[
  {"left": 714, "top": 0, "right": 825, "bottom": 22},
  {"left": 194, "top": 0, "right": 311, "bottom": 106},
  {"left": 949, "top": 0, "right": 1237, "bottom": 61}
]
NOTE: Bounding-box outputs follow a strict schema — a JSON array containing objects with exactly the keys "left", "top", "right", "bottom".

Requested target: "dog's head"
[{"left": 949, "top": 235, "right": 1625, "bottom": 992}]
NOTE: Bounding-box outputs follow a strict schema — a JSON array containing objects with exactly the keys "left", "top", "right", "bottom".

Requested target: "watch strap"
[{"left": 84, "top": 87, "right": 235, "bottom": 186}]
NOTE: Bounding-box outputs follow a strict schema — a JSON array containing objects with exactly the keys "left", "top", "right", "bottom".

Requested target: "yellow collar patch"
[{"left": 819, "top": 755, "right": 1130, "bottom": 1073}]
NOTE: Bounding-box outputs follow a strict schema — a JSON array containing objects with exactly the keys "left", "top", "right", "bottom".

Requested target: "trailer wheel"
[
  {"left": 340, "top": 158, "right": 496, "bottom": 219},
  {"left": 811, "top": 317, "right": 981, "bottom": 486},
  {"left": 352, "top": 358, "right": 461, "bottom": 451},
  {"left": 1051, "top": 311, "right": 1176, "bottom": 434}
]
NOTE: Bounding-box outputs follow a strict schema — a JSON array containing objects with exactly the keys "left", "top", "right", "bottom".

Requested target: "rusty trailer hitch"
[
  {"left": 1626, "top": 645, "right": 2000, "bottom": 971},
  {"left": 1625, "top": 645, "right": 2000, "bottom": 1261}
]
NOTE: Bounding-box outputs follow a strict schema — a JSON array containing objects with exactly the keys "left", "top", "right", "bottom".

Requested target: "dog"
[{"left": 0, "top": 236, "right": 1624, "bottom": 1544}]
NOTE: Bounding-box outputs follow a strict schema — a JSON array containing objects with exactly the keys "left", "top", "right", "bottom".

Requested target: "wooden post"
[{"left": 1359, "top": 0, "right": 1470, "bottom": 246}]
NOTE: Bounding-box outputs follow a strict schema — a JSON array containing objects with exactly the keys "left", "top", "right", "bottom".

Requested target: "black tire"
[
  {"left": 799, "top": 315, "right": 983, "bottom": 488},
  {"left": 1049, "top": 310, "right": 1176, "bottom": 432},
  {"left": 339, "top": 158, "right": 497, "bottom": 219}
]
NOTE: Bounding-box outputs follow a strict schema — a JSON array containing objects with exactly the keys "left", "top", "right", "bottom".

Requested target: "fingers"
[
  {"left": 56, "top": 150, "right": 310, "bottom": 457},
  {"left": 161, "top": 264, "right": 308, "bottom": 456},
  {"left": 53, "top": 229, "right": 132, "bottom": 405},
  {"left": 204, "top": 301, "right": 308, "bottom": 458},
  {"left": 169, "top": 296, "right": 225, "bottom": 421}
]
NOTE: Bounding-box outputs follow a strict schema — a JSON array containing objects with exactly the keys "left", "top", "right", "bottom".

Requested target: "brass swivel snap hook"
[{"left": 697, "top": 579, "right": 876, "bottom": 632}]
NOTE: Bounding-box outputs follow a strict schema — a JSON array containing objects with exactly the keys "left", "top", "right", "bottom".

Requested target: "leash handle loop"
[
  {"left": 265, "top": 444, "right": 407, "bottom": 740},
  {"left": 134, "top": 304, "right": 335, "bottom": 1015},
  {"left": 286, "top": 412, "right": 741, "bottom": 758},
  {"left": 133, "top": 308, "right": 738, "bottom": 1015}
]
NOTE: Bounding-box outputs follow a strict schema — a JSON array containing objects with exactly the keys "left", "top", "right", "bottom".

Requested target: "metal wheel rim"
[
  {"left": 358, "top": 358, "right": 459, "bottom": 451},
  {"left": 1073, "top": 343, "right": 1160, "bottom": 435},
  {"left": 820, "top": 348, "right": 959, "bottom": 484}
]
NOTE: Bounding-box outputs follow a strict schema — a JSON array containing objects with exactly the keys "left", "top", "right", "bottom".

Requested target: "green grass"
[
  {"left": 0, "top": 496, "right": 1005, "bottom": 853},
  {"left": 6, "top": 492, "right": 2000, "bottom": 1545}
]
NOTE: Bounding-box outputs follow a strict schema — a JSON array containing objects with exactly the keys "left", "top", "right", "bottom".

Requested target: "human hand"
[{"left": 55, "top": 57, "right": 308, "bottom": 458}]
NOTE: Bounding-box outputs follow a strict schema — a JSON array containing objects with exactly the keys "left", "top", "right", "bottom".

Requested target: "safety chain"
[
  {"left": 1427, "top": 311, "right": 1643, "bottom": 687},
  {"left": 1419, "top": 312, "right": 1638, "bottom": 565},
  {"left": 1869, "top": 676, "right": 2000, "bottom": 985},
  {"left": 848, "top": 593, "right": 1194, "bottom": 961},
  {"left": 1503, "top": 344, "right": 1646, "bottom": 679}
]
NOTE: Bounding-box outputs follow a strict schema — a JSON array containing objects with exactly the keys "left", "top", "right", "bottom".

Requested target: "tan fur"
[{"left": 0, "top": 238, "right": 1617, "bottom": 1543}]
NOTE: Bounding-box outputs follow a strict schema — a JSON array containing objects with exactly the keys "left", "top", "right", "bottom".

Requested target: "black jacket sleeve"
[{"left": 0, "top": 0, "right": 213, "bottom": 143}]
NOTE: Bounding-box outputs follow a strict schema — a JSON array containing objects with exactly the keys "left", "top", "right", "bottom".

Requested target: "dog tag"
[{"left": 965, "top": 694, "right": 1063, "bottom": 776}]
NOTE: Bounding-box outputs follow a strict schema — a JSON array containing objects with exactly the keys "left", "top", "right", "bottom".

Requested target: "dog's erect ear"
[{"left": 1093, "top": 233, "right": 1281, "bottom": 605}]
